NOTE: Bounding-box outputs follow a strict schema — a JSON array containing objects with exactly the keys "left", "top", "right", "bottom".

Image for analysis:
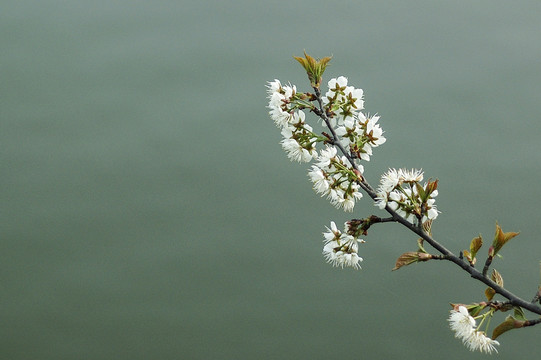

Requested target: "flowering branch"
[{"left": 266, "top": 52, "right": 541, "bottom": 354}]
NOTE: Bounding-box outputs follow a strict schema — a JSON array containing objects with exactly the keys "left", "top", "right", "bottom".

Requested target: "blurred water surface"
[{"left": 2, "top": 1, "right": 541, "bottom": 359}]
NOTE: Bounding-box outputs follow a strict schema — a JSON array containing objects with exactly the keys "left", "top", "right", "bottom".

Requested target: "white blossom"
[
  {"left": 448, "top": 306, "right": 476, "bottom": 340},
  {"left": 324, "top": 76, "right": 348, "bottom": 103},
  {"left": 266, "top": 80, "right": 298, "bottom": 128},
  {"left": 322, "top": 76, "right": 366, "bottom": 127},
  {"left": 307, "top": 147, "right": 364, "bottom": 212},
  {"left": 323, "top": 221, "right": 340, "bottom": 242},
  {"left": 280, "top": 130, "right": 315, "bottom": 163},
  {"left": 378, "top": 168, "right": 400, "bottom": 194},
  {"left": 279, "top": 112, "right": 317, "bottom": 163},
  {"left": 328, "top": 182, "right": 362, "bottom": 212},
  {"left": 281, "top": 138, "right": 312, "bottom": 162},
  {"left": 398, "top": 168, "right": 424, "bottom": 182},
  {"left": 345, "top": 86, "right": 364, "bottom": 109},
  {"left": 315, "top": 146, "right": 337, "bottom": 168},
  {"left": 308, "top": 165, "right": 330, "bottom": 195},
  {"left": 375, "top": 168, "right": 439, "bottom": 222},
  {"left": 426, "top": 198, "right": 439, "bottom": 220},
  {"left": 365, "top": 115, "right": 386, "bottom": 147},
  {"left": 334, "top": 112, "right": 385, "bottom": 162},
  {"left": 324, "top": 76, "right": 364, "bottom": 110},
  {"left": 322, "top": 222, "right": 364, "bottom": 270},
  {"left": 465, "top": 330, "right": 500, "bottom": 354},
  {"left": 448, "top": 306, "right": 499, "bottom": 354},
  {"left": 266, "top": 79, "right": 282, "bottom": 95}
]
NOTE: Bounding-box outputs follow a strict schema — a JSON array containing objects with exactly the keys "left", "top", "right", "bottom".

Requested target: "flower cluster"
[
  {"left": 323, "top": 76, "right": 364, "bottom": 126},
  {"left": 322, "top": 76, "right": 386, "bottom": 162},
  {"left": 448, "top": 306, "right": 500, "bottom": 354},
  {"left": 308, "top": 146, "right": 363, "bottom": 212},
  {"left": 267, "top": 80, "right": 318, "bottom": 163},
  {"left": 267, "top": 76, "right": 382, "bottom": 212},
  {"left": 335, "top": 113, "right": 386, "bottom": 161},
  {"left": 374, "top": 168, "right": 439, "bottom": 223},
  {"left": 266, "top": 55, "right": 540, "bottom": 355},
  {"left": 322, "top": 221, "right": 364, "bottom": 269},
  {"left": 280, "top": 111, "right": 318, "bottom": 162},
  {"left": 267, "top": 79, "right": 297, "bottom": 128}
]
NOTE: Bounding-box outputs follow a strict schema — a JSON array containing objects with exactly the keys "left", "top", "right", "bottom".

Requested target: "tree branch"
[
  {"left": 311, "top": 88, "right": 541, "bottom": 317},
  {"left": 523, "top": 317, "right": 541, "bottom": 328}
]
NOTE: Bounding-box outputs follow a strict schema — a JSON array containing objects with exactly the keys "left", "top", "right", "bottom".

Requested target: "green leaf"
[
  {"left": 293, "top": 51, "right": 332, "bottom": 88},
  {"left": 417, "top": 238, "right": 427, "bottom": 253},
  {"left": 492, "top": 223, "right": 519, "bottom": 255},
  {"left": 469, "top": 235, "right": 483, "bottom": 259},
  {"left": 462, "top": 249, "right": 470, "bottom": 258},
  {"left": 466, "top": 303, "right": 485, "bottom": 317},
  {"left": 513, "top": 307, "right": 527, "bottom": 321},
  {"left": 492, "top": 316, "right": 517, "bottom": 340},
  {"left": 414, "top": 182, "right": 425, "bottom": 200},
  {"left": 393, "top": 252, "right": 420, "bottom": 271},
  {"left": 491, "top": 269, "right": 504, "bottom": 288},
  {"left": 485, "top": 287, "right": 496, "bottom": 301}
]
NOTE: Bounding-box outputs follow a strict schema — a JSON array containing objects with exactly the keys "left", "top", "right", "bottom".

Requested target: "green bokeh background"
[{"left": 3, "top": 1, "right": 541, "bottom": 358}]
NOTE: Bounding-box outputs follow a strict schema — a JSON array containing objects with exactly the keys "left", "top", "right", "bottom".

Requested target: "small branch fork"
[
  {"left": 482, "top": 257, "right": 494, "bottom": 277},
  {"left": 311, "top": 85, "right": 541, "bottom": 318},
  {"left": 532, "top": 287, "right": 541, "bottom": 304}
]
